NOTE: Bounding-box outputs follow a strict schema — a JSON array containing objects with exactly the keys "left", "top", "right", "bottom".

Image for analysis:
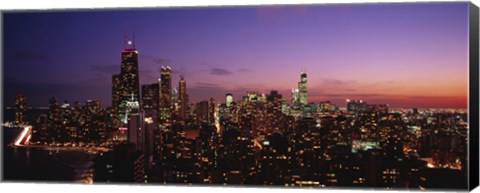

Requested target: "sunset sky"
[{"left": 3, "top": 2, "right": 469, "bottom": 108}]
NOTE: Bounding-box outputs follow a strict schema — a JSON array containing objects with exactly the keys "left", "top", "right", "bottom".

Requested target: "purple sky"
[{"left": 3, "top": 2, "right": 469, "bottom": 108}]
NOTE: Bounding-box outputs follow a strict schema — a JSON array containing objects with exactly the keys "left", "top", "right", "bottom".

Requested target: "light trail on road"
[{"left": 14, "top": 126, "right": 31, "bottom": 146}]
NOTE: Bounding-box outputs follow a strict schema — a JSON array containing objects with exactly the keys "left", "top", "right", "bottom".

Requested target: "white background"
[{"left": 0, "top": 0, "right": 479, "bottom": 193}]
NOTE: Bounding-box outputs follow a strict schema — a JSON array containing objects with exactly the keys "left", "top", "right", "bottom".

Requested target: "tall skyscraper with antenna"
[{"left": 112, "top": 30, "right": 140, "bottom": 124}]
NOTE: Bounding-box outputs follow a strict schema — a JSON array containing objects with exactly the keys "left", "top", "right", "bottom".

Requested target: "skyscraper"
[
  {"left": 15, "top": 94, "right": 26, "bottom": 125},
  {"left": 226, "top": 93, "right": 233, "bottom": 108},
  {"left": 112, "top": 39, "right": 140, "bottom": 123},
  {"left": 127, "top": 95, "right": 143, "bottom": 152},
  {"left": 159, "top": 66, "right": 172, "bottom": 124},
  {"left": 196, "top": 101, "right": 209, "bottom": 124},
  {"left": 112, "top": 74, "right": 121, "bottom": 109},
  {"left": 172, "top": 88, "right": 178, "bottom": 104},
  {"left": 48, "top": 97, "right": 62, "bottom": 144},
  {"left": 298, "top": 72, "right": 308, "bottom": 105},
  {"left": 178, "top": 76, "right": 189, "bottom": 120},
  {"left": 141, "top": 83, "right": 159, "bottom": 111},
  {"left": 291, "top": 88, "right": 300, "bottom": 106},
  {"left": 208, "top": 97, "right": 216, "bottom": 125}
]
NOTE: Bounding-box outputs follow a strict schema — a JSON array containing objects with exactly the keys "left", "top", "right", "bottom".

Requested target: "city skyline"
[
  {"left": 3, "top": 2, "right": 469, "bottom": 108},
  {"left": 2, "top": 2, "right": 475, "bottom": 190}
]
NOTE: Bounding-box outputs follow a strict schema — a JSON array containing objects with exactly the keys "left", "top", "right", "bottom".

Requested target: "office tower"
[
  {"left": 15, "top": 94, "right": 26, "bottom": 125},
  {"left": 141, "top": 83, "right": 159, "bottom": 111},
  {"left": 291, "top": 88, "right": 300, "bottom": 105},
  {"left": 267, "top": 90, "right": 283, "bottom": 114},
  {"left": 226, "top": 93, "right": 233, "bottom": 107},
  {"left": 172, "top": 88, "right": 178, "bottom": 107},
  {"left": 83, "top": 100, "right": 107, "bottom": 143},
  {"left": 346, "top": 99, "right": 367, "bottom": 113},
  {"left": 112, "top": 74, "right": 121, "bottom": 109},
  {"left": 112, "top": 38, "right": 140, "bottom": 123},
  {"left": 159, "top": 66, "right": 172, "bottom": 124},
  {"left": 298, "top": 72, "right": 307, "bottom": 105},
  {"left": 48, "top": 97, "right": 62, "bottom": 144},
  {"left": 208, "top": 98, "right": 216, "bottom": 125},
  {"left": 125, "top": 93, "right": 143, "bottom": 152},
  {"left": 94, "top": 143, "right": 145, "bottom": 183},
  {"left": 60, "top": 101, "right": 75, "bottom": 144},
  {"left": 143, "top": 110, "right": 157, "bottom": 167},
  {"left": 196, "top": 101, "right": 209, "bottom": 124},
  {"left": 178, "top": 76, "right": 189, "bottom": 120}
]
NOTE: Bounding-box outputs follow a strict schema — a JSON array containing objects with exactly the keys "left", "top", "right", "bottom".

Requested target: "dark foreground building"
[{"left": 93, "top": 143, "right": 145, "bottom": 183}]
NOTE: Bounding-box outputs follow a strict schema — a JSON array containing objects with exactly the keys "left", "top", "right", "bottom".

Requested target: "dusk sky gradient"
[{"left": 3, "top": 2, "right": 469, "bottom": 108}]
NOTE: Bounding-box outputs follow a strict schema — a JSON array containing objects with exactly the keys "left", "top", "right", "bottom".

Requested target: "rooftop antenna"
[
  {"left": 300, "top": 67, "right": 305, "bottom": 74},
  {"left": 132, "top": 23, "right": 136, "bottom": 49},
  {"left": 123, "top": 23, "right": 136, "bottom": 49}
]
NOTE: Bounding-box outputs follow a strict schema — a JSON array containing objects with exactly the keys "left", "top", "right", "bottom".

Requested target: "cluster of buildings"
[{"left": 12, "top": 39, "right": 469, "bottom": 190}]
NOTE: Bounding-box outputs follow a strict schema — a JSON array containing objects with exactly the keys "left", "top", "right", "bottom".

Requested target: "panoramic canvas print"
[{"left": 2, "top": 1, "right": 477, "bottom": 191}]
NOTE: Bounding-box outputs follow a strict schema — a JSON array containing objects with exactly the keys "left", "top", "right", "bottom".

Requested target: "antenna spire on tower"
[{"left": 123, "top": 23, "right": 136, "bottom": 49}]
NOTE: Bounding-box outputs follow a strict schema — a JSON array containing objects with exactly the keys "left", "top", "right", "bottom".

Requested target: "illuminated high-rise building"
[
  {"left": 15, "top": 94, "right": 26, "bottom": 125},
  {"left": 48, "top": 97, "right": 62, "bottom": 143},
  {"left": 178, "top": 76, "right": 189, "bottom": 120},
  {"left": 226, "top": 93, "right": 233, "bottom": 108},
  {"left": 126, "top": 95, "right": 144, "bottom": 152},
  {"left": 112, "top": 74, "right": 121, "bottom": 109},
  {"left": 291, "top": 88, "right": 300, "bottom": 105},
  {"left": 208, "top": 97, "right": 216, "bottom": 125},
  {"left": 196, "top": 101, "right": 209, "bottom": 124},
  {"left": 112, "top": 38, "right": 140, "bottom": 123},
  {"left": 141, "top": 83, "right": 159, "bottom": 111},
  {"left": 172, "top": 88, "right": 178, "bottom": 104},
  {"left": 159, "top": 66, "right": 172, "bottom": 124},
  {"left": 298, "top": 72, "right": 307, "bottom": 105}
]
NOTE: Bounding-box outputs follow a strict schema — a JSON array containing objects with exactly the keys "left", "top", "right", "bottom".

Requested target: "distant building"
[
  {"left": 298, "top": 72, "right": 308, "bottom": 105},
  {"left": 291, "top": 88, "right": 300, "bottom": 106},
  {"left": 143, "top": 110, "right": 157, "bottom": 167},
  {"left": 112, "top": 74, "right": 121, "bottom": 110},
  {"left": 48, "top": 97, "right": 62, "bottom": 144},
  {"left": 346, "top": 99, "right": 366, "bottom": 113},
  {"left": 318, "top": 101, "right": 338, "bottom": 112},
  {"left": 141, "top": 83, "right": 159, "bottom": 111},
  {"left": 159, "top": 66, "right": 172, "bottom": 124},
  {"left": 178, "top": 77, "right": 189, "bottom": 120},
  {"left": 208, "top": 98, "right": 216, "bottom": 125},
  {"left": 15, "top": 94, "right": 26, "bottom": 125},
  {"left": 196, "top": 101, "right": 209, "bottom": 124},
  {"left": 226, "top": 93, "right": 233, "bottom": 108},
  {"left": 126, "top": 96, "right": 143, "bottom": 152}
]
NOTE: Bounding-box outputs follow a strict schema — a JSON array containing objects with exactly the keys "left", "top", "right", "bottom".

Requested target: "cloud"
[
  {"left": 188, "top": 82, "right": 229, "bottom": 102},
  {"left": 210, "top": 68, "right": 233, "bottom": 76},
  {"left": 320, "top": 78, "right": 356, "bottom": 87},
  {"left": 11, "top": 51, "right": 51, "bottom": 62},
  {"left": 90, "top": 64, "right": 118, "bottom": 74},
  {"left": 237, "top": 68, "right": 251, "bottom": 72},
  {"left": 195, "top": 82, "right": 221, "bottom": 87}
]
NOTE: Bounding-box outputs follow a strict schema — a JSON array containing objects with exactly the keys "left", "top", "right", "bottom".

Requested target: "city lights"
[{"left": 2, "top": 3, "right": 473, "bottom": 190}]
